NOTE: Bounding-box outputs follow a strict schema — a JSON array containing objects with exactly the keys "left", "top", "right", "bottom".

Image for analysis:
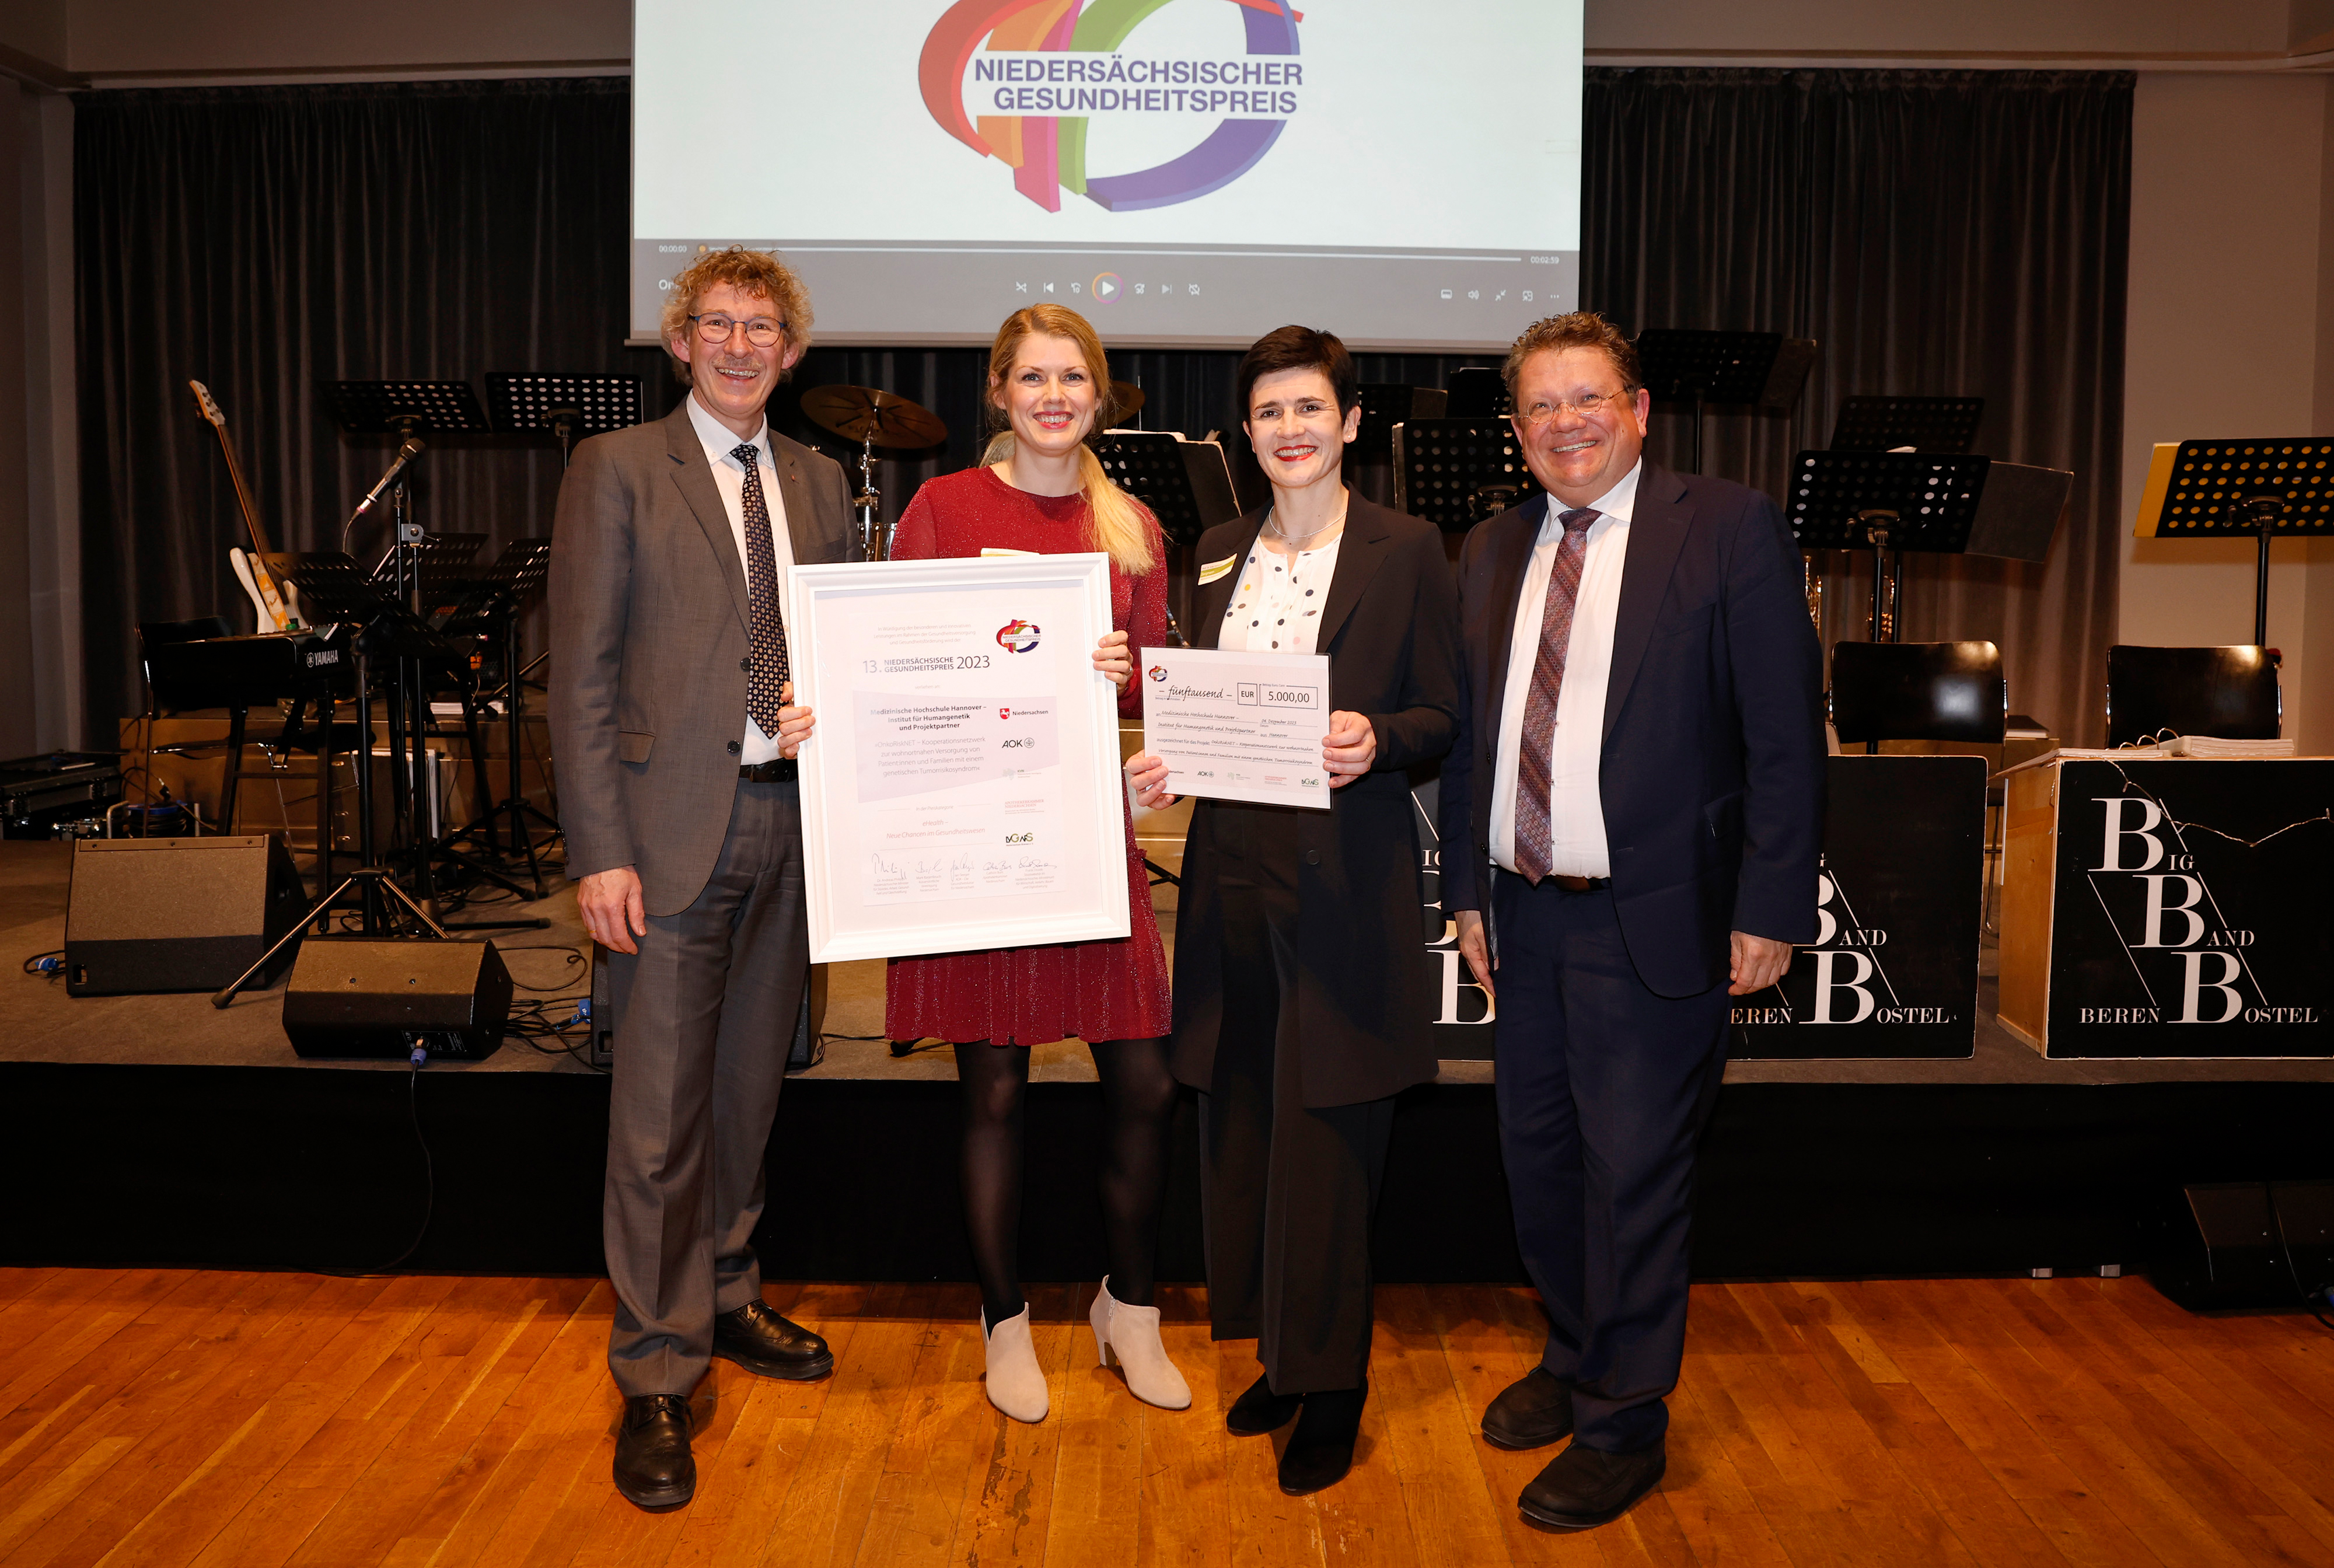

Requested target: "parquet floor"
[{"left": 1, "top": 1270, "right": 2329, "bottom": 1567}]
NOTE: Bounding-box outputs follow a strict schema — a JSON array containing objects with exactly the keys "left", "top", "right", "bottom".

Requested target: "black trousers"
[
  {"left": 1198, "top": 804, "right": 1396, "bottom": 1395},
  {"left": 1490, "top": 871, "right": 1729, "bottom": 1454},
  {"left": 601, "top": 779, "right": 808, "bottom": 1398}
]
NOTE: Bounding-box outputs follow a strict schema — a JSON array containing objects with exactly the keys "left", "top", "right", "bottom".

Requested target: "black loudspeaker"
[
  {"left": 584, "top": 948, "right": 824, "bottom": 1073},
  {"left": 282, "top": 938, "right": 514, "bottom": 1061},
  {"left": 64, "top": 834, "right": 306, "bottom": 995},
  {"left": 2152, "top": 1181, "right": 2334, "bottom": 1312}
]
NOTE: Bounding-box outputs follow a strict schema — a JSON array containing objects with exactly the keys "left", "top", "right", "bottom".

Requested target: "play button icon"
[{"left": 1091, "top": 271, "right": 1122, "bottom": 303}]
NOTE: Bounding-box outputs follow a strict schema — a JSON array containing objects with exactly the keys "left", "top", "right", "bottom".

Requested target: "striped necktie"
[{"left": 1511, "top": 507, "right": 1599, "bottom": 885}]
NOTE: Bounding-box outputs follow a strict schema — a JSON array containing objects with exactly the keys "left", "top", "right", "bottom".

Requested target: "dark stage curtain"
[
  {"left": 72, "top": 78, "right": 651, "bottom": 725},
  {"left": 1583, "top": 68, "right": 2132, "bottom": 743},
  {"left": 75, "top": 69, "right": 2129, "bottom": 743}
]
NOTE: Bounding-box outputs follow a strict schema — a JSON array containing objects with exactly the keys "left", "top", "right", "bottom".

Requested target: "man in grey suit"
[{"left": 550, "top": 247, "right": 853, "bottom": 1511}]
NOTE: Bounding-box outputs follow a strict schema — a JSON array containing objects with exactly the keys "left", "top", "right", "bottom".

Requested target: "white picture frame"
[{"left": 788, "top": 551, "right": 1130, "bottom": 963}]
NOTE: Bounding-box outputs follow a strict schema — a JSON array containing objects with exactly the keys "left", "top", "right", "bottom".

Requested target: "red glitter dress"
[{"left": 883, "top": 465, "right": 1174, "bottom": 1046}]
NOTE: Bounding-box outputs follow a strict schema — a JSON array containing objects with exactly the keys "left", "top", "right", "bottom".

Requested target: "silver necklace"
[{"left": 1264, "top": 501, "right": 1347, "bottom": 550}]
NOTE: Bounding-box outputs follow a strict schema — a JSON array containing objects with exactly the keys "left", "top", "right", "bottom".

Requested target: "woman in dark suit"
[{"left": 1126, "top": 326, "right": 1462, "bottom": 1495}]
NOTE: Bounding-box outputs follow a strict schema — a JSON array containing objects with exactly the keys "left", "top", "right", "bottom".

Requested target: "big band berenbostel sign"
[
  {"left": 2001, "top": 759, "right": 2333, "bottom": 1058},
  {"left": 1731, "top": 756, "right": 1985, "bottom": 1060}
]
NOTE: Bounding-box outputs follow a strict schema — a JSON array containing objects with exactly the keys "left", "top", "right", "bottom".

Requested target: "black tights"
[{"left": 955, "top": 1037, "right": 1178, "bottom": 1328}]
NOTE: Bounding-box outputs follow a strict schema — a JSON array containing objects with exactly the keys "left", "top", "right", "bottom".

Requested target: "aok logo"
[
  {"left": 918, "top": 0, "right": 1302, "bottom": 214},
  {"left": 996, "top": 619, "right": 1042, "bottom": 652},
  {"left": 2091, "top": 795, "right": 2275, "bottom": 1024}
]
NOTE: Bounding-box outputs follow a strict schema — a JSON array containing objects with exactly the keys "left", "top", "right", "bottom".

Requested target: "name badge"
[{"left": 1197, "top": 554, "right": 1236, "bottom": 585}]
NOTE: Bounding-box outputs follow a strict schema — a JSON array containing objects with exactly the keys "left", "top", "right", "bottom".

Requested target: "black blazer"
[
  {"left": 1436, "top": 461, "right": 1825, "bottom": 997},
  {"left": 1168, "top": 495, "right": 1463, "bottom": 1108}
]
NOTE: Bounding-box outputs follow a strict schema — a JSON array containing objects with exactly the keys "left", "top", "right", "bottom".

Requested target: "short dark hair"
[
  {"left": 1501, "top": 312, "right": 1642, "bottom": 401},
  {"left": 1235, "top": 325, "right": 1358, "bottom": 422}
]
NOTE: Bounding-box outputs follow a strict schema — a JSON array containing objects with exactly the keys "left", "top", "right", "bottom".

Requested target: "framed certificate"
[{"left": 788, "top": 552, "right": 1131, "bottom": 963}]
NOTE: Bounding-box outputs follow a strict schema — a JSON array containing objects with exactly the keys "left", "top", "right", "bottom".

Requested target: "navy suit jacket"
[{"left": 1436, "top": 460, "right": 1825, "bottom": 997}]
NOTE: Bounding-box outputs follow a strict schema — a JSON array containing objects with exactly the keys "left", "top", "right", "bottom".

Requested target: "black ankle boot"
[
  {"left": 1278, "top": 1381, "right": 1366, "bottom": 1495},
  {"left": 1225, "top": 1371, "right": 1303, "bottom": 1436}
]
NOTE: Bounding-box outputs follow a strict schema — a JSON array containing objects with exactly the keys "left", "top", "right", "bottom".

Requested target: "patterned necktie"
[
  {"left": 1511, "top": 507, "right": 1600, "bottom": 885},
  {"left": 734, "top": 442, "right": 791, "bottom": 738}
]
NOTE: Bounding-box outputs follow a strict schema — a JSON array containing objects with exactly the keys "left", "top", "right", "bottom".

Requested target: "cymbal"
[
  {"left": 1110, "top": 381, "right": 1147, "bottom": 418},
  {"left": 799, "top": 385, "right": 948, "bottom": 449}
]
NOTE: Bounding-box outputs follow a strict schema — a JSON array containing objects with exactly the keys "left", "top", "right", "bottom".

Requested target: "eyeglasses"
[
  {"left": 691, "top": 313, "right": 784, "bottom": 347},
  {"left": 1517, "top": 388, "right": 1635, "bottom": 425}
]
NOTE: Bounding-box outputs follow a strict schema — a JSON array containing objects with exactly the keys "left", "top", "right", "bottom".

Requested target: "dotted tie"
[
  {"left": 1512, "top": 507, "right": 1599, "bottom": 885},
  {"left": 735, "top": 442, "right": 791, "bottom": 738}
]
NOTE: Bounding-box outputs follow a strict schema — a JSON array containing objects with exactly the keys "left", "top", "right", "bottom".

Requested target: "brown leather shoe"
[
  {"left": 613, "top": 1394, "right": 694, "bottom": 1510},
  {"left": 1518, "top": 1438, "right": 1666, "bottom": 1531},
  {"left": 713, "top": 1300, "right": 835, "bottom": 1381},
  {"left": 1481, "top": 1367, "right": 1575, "bottom": 1450}
]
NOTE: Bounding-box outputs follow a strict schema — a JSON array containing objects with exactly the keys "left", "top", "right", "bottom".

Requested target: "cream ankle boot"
[
  {"left": 981, "top": 1305, "right": 1049, "bottom": 1422},
  {"left": 1089, "top": 1277, "right": 1192, "bottom": 1410}
]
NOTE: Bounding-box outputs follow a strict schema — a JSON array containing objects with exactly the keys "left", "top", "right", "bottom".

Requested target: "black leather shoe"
[
  {"left": 1481, "top": 1367, "right": 1575, "bottom": 1450},
  {"left": 614, "top": 1394, "right": 695, "bottom": 1510},
  {"left": 1278, "top": 1382, "right": 1366, "bottom": 1496},
  {"left": 1518, "top": 1438, "right": 1666, "bottom": 1532},
  {"left": 1225, "top": 1371, "right": 1302, "bottom": 1436},
  {"left": 713, "top": 1300, "right": 835, "bottom": 1381}
]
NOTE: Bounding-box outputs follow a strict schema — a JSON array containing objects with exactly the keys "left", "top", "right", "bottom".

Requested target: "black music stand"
[
  {"left": 441, "top": 539, "right": 561, "bottom": 895},
  {"left": 2133, "top": 437, "right": 2334, "bottom": 644},
  {"left": 1444, "top": 366, "right": 1510, "bottom": 419},
  {"left": 1091, "top": 431, "right": 1240, "bottom": 651},
  {"left": 1786, "top": 451, "right": 2070, "bottom": 641},
  {"left": 1353, "top": 384, "right": 1448, "bottom": 463},
  {"left": 485, "top": 372, "right": 646, "bottom": 467},
  {"left": 1392, "top": 419, "right": 1542, "bottom": 531},
  {"left": 1829, "top": 396, "right": 1985, "bottom": 454},
  {"left": 212, "top": 554, "right": 452, "bottom": 1007},
  {"left": 323, "top": 380, "right": 491, "bottom": 441},
  {"left": 1633, "top": 328, "right": 1816, "bottom": 475}
]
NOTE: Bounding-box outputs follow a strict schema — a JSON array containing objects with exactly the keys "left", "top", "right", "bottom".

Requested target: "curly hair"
[
  {"left": 1501, "top": 311, "right": 1642, "bottom": 401},
  {"left": 659, "top": 247, "right": 815, "bottom": 383}
]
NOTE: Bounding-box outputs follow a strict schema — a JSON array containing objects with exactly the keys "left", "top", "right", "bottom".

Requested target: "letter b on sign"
[{"left": 2094, "top": 796, "right": 2165, "bottom": 872}]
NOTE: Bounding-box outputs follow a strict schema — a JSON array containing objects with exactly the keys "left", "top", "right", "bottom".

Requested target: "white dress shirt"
[
  {"left": 686, "top": 392, "right": 795, "bottom": 764},
  {"left": 1216, "top": 529, "right": 1343, "bottom": 655},
  {"left": 1488, "top": 459, "right": 1642, "bottom": 880}
]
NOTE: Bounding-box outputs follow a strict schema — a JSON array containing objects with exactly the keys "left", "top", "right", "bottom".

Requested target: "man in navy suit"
[{"left": 1439, "top": 313, "right": 1824, "bottom": 1532}]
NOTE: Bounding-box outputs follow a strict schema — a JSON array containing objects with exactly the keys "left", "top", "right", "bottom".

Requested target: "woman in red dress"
[{"left": 886, "top": 303, "right": 1186, "bottom": 1424}]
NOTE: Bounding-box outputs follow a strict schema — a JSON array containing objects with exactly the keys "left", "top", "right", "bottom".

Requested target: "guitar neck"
[{"left": 208, "top": 422, "right": 273, "bottom": 557}]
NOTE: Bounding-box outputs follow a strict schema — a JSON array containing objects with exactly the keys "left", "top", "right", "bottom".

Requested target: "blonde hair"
[
  {"left": 661, "top": 247, "right": 816, "bottom": 383},
  {"left": 983, "top": 304, "right": 1158, "bottom": 575}
]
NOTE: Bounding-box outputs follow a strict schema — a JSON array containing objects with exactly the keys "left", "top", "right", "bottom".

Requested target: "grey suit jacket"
[{"left": 548, "top": 400, "right": 854, "bottom": 916}]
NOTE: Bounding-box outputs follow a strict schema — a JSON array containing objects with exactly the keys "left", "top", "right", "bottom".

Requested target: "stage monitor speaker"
[
  {"left": 283, "top": 937, "right": 513, "bottom": 1061},
  {"left": 584, "top": 948, "right": 824, "bottom": 1073},
  {"left": 64, "top": 834, "right": 306, "bottom": 995},
  {"left": 2151, "top": 1181, "right": 2334, "bottom": 1312}
]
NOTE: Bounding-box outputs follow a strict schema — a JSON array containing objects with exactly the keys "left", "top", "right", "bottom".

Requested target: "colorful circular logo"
[
  {"left": 996, "top": 619, "right": 1043, "bottom": 652},
  {"left": 919, "top": 0, "right": 1301, "bottom": 214}
]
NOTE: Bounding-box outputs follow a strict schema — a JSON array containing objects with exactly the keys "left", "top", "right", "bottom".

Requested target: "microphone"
[{"left": 351, "top": 438, "right": 425, "bottom": 520}]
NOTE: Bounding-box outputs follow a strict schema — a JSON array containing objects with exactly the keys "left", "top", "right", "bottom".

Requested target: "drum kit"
[{"left": 797, "top": 385, "right": 949, "bottom": 561}]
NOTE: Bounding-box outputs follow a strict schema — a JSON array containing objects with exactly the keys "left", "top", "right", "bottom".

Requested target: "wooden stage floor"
[{"left": 2, "top": 1270, "right": 2329, "bottom": 1567}]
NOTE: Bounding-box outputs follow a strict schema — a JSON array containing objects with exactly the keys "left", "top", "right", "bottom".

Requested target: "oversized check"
[
  {"left": 1140, "top": 646, "right": 1333, "bottom": 811},
  {"left": 788, "top": 553, "right": 1130, "bottom": 963}
]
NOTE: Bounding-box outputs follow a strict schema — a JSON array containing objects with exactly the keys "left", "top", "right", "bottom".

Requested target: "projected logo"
[{"left": 919, "top": 0, "right": 1303, "bottom": 214}]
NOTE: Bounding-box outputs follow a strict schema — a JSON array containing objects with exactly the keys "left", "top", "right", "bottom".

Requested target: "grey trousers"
[{"left": 602, "top": 778, "right": 808, "bottom": 1398}]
